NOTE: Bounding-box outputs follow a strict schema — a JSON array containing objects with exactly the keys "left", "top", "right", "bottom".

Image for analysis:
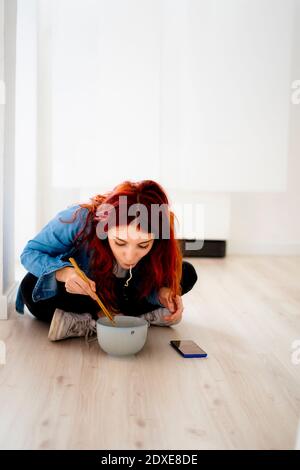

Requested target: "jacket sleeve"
[
  {"left": 139, "top": 309, "right": 181, "bottom": 326},
  {"left": 19, "top": 205, "right": 89, "bottom": 303}
]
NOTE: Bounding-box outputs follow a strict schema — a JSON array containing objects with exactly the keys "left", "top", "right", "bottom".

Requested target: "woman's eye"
[{"left": 115, "top": 242, "right": 149, "bottom": 249}]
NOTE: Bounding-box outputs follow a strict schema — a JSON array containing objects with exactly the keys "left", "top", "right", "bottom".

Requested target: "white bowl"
[{"left": 96, "top": 315, "right": 149, "bottom": 356}]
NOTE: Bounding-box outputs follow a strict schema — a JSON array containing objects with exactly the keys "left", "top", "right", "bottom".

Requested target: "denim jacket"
[{"left": 15, "top": 204, "right": 163, "bottom": 314}]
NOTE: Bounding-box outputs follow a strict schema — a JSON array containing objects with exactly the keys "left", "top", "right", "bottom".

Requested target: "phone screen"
[{"left": 170, "top": 340, "right": 207, "bottom": 358}]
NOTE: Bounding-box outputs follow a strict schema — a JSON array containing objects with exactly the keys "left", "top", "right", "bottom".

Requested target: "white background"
[{"left": 14, "top": 0, "right": 300, "bottom": 262}]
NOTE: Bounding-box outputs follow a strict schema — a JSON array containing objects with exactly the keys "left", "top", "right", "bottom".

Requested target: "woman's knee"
[
  {"left": 20, "top": 272, "right": 58, "bottom": 322},
  {"left": 20, "top": 272, "right": 38, "bottom": 304},
  {"left": 181, "top": 261, "right": 198, "bottom": 295}
]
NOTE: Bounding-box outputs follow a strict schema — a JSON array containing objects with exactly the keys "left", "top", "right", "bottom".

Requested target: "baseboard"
[
  {"left": 0, "top": 281, "right": 18, "bottom": 320},
  {"left": 0, "top": 295, "right": 7, "bottom": 320},
  {"left": 227, "top": 241, "right": 300, "bottom": 256},
  {"left": 179, "top": 239, "right": 300, "bottom": 257},
  {"left": 179, "top": 239, "right": 226, "bottom": 257}
]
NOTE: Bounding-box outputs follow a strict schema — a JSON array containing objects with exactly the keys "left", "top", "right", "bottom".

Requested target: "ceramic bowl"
[{"left": 96, "top": 315, "right": 149, "bottom": 356}]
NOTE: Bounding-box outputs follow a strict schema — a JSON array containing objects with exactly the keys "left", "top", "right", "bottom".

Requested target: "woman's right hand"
[{"left": 55, "top": 267, "right": 97, "bottom": 300}]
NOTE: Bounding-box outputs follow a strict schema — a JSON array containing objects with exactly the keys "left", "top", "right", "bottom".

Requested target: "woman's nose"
[{"left": 123, "top": 248, "right": 136, "bottom": 263}]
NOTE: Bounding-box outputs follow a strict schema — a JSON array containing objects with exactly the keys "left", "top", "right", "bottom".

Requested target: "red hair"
[{"left": 61, "top": 180, "right": 183, "bottom": 314}]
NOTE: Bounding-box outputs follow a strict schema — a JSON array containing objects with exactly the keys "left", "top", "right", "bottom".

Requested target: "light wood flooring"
[{"left": 0, "top": 256, "right": 300, "bottom": 450}]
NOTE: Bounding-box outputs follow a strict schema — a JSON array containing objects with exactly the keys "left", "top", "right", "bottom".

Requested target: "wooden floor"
[{"left": 0, "top": 256, "right": 300, "bottom": 450}]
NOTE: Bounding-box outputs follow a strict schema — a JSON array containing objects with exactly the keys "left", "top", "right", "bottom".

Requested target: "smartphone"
[{"left": 170, "top": 340, "right": 207, "bottom": 358}]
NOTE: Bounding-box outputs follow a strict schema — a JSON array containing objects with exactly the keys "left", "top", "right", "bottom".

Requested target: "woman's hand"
[
  {"left": 55, "top": 267, "right": 97, "bottom": 301},
  {"left": 158, "top": 287, "right": 184, "bottom": 325}
]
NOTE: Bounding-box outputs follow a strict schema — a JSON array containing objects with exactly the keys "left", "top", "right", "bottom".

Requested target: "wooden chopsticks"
[{"left": 69, "top": 257, "right": 116, "bottom": 326}]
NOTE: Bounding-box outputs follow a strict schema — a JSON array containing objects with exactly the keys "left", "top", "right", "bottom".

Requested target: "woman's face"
[{"left": 107, "top": 224, "right": 155, "bottom": 269}]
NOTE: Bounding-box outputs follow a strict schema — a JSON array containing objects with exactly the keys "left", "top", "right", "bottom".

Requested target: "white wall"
[
  {"left": 228, "top": 0, "right": 300, "bottom": 255},
  {"left": 14, "top": 0, "right": 300, "bottom": 258},
  {"left": 0, "top": 0, "right": 17, "bottom": 319},
  {"left": 15, "top": 0, "right": 37, "bottom": 268},
  {"left": 0, "top": 0, "right": 5, "bottom": 314}
]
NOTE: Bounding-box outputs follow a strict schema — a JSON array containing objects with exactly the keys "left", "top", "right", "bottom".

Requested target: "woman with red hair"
[{"left": 15, "top": 180, "right": 198, "bottom": 341}]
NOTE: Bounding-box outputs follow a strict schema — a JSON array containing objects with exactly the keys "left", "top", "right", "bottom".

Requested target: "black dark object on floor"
[{"left": 179, "top": 239, "right": 226, "bottom": 258}]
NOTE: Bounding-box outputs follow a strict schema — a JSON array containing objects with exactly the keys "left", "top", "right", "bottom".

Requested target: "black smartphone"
[{"left": 170, "top": 340, "right": 208, "bottom": 358}]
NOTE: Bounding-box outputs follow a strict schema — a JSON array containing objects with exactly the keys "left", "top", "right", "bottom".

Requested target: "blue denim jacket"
[{"left": 15, "top": 204, "right": 163, "bottom": 314}]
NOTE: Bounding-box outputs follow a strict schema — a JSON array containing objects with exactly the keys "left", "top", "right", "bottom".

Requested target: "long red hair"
[{"left": 61, "top": 180, "right": 183, "bottom": 314}]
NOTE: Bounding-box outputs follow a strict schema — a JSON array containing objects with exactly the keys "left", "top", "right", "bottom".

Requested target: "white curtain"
[
  {"left": 41, "top": 0, "right": 294, "bottom": 194},
  {"left": 14, "top": 0, "right": 295, "bottom": 257}
]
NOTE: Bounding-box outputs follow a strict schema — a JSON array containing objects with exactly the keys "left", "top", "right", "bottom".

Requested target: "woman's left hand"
[{"left": 158, "top": 287, "right": 184, "bottom": 325}]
